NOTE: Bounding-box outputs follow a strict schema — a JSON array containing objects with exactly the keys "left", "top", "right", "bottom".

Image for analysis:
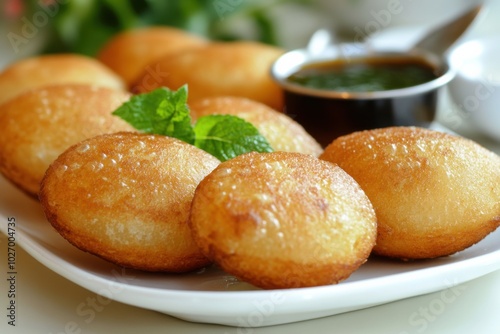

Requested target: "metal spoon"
[
  {"left": 306, "top": 28, "right": 335, "bottom": 57},
  {"left": 411, "top": 4, "right": 483, "bottom": 57},
  {"left": 307, "top": 4, "right": 483, "bottom": 57}
]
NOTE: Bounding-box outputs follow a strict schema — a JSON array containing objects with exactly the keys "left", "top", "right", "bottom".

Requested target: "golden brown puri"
[
  {"left": 189, "top": 96, "right": 323, "bottom": 157},
  {"left": 320, "top": 127, "right": 500, "bottom": 260},
  {"left": 0, "top": 54, "right": 125, "bottom": 105},
  {"left": 0, "top": 84, "right": 134, "bottom": 198},
  {"left": 97, "top": 26, "right": 207, "bottom": 88},
  {"left": 40, "top": 132, "right": 220, "bottom": 272},
  {"left": 132, "top": 41, "right": 284, "bottom": 111},
  {"left": 189, "top": 151, "right": 377, "bottom": 289}
]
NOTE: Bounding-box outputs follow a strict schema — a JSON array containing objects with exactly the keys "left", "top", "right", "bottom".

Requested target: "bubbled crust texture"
[
  {"left": 189, "top": 96, "right": 323, "bottom": 157},
  {"left": 0, "top": 54, "right": 125, "bottom": 105},
  {"left": 189, "top": 152, "right": 377, "bottom": 289},
  {"left": 0, "top": 85, "right": 135, "bottom": 198},
  {"left": 320, "top": 127, "right": 500, "bottom": 260},
  {"left": 133, "top": 41, "right": 284, "bottom": 111},
  {"left": 39, "top": 132, "right": 220, "bottom": 272},
  {"left": 97, "top": 26, "right": 207, "bottom": 88}
]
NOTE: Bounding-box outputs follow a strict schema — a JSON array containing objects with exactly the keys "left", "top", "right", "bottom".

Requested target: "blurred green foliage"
[{"left": 36, "top": 0, "right": 309, "bottom": 56}]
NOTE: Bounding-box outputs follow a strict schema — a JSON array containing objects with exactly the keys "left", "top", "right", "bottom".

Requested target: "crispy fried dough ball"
[
  {"left": 40, "top": 132, "right": 220, "bottom": 272},
  {"left": 0, "top": 54, "right": 125, "bottom": 105},
  {"left": 133, "top": 41, "right": 284, "bottom": 111},
  {"left": 189, "top": 151, "right": 376, "bottom": 289},
  {"left": 97, "top": 27, "right": 207, "bottom": 88},
  {"left": 189, "top": 96, "right": 322, "bottom": 156},
  {"left": 320, "top": 127, "right": 500, "bottom": 260},
  {"left": 0, "top": 84, "right": 134, "bottom": 197}
]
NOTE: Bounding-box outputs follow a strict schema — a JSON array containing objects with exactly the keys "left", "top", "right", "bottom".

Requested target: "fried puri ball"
[
  {"left": 189, "top": 96, "right": 323, "bottom": 156},
  {"left": 0, "top": 54, "right": 125, "bottom": 105},
  {"left": 0, "top": 84, "right": 134, "bottom": 198},
  {"left": 133, "top": 41, "right": 284, "bottom": 111},
  {"left": 189, "top": 151, "right": 377, "bottom": 289},
  {"left": 40, "top": 132, "right": 220, "bottom": 272},
  {"left": 320, "top": 127, "right": 500, "bottom": 260},
  {"left": 97, "top": 26, "right": 207, "bottom": 88}
]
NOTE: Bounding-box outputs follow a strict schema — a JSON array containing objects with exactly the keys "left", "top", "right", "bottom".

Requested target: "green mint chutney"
[{"left": 286, "top": 56, "right": 439, "bottom": 92}]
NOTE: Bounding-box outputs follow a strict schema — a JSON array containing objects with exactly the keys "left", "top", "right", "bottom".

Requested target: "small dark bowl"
[{"left": 271, "top": 45, "right": 455, "bottom": 147}]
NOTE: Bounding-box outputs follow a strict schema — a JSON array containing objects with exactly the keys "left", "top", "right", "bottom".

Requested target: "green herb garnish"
[
  {"left": 113, "top": 85, "right": 195, "bottom": 144},
  {"left": 194, "top": 114, "right": 274, "bottom": 162},
  {"left": 112, "top": 86, "right": 273, "bottom": 161},
  {"left": 40, "top": 0, "right": 284, "bottom": 56}
]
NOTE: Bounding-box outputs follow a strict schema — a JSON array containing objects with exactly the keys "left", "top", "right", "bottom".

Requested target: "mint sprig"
[
  {"left": 194, "top": 114, "right": 273, "bottom": 161},
  {"left": 112, "top": 86, "right": 195, "bottom": 144},
  {"left": 112, "top": 86, "right": 273, "bottom": 161}
]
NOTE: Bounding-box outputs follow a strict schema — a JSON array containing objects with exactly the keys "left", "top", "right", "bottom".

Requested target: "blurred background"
[
  {"left": 2, "top": 0, "right": 325, "bottom": 68},
  {"left": 0, "top": 0, "right": 487, "bottom": 68}
]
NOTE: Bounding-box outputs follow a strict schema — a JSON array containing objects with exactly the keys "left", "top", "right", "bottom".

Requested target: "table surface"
[{"left": 2, "top": 1, "right": 500, "bottom": 333}]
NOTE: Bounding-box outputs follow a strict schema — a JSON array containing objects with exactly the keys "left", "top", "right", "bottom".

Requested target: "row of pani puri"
[
  {"left": 1, "top": 25, "right": 500, "bottom": 289},
  {"left": 0, "top": 26, "right": 285, "bottom": 112},
  {"left": 96, "top": 26, "right": 284, "bottom": 110},
  {"left": 0, "top": 26, "right": 292, "bottom": 198}
]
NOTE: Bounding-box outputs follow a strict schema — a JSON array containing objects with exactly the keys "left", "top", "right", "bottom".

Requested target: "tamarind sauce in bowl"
[{"left": 271, "top": 47, "right": 454, "bottom": 147}]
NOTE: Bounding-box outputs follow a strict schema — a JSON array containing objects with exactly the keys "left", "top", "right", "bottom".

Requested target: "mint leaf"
[
  {"left": 113, "top": 86, "right": 273, "bottom": 161},
  {"left": 112, "top": 85, "right": 195, "bottom": 144},
  {"left": 194, "top": 114, "right": 273, "bottom": 161}
]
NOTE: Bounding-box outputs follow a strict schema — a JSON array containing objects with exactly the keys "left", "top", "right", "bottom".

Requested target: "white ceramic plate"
[{"left": 1, "top": 175, "right": 500, "bottom": 328}]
